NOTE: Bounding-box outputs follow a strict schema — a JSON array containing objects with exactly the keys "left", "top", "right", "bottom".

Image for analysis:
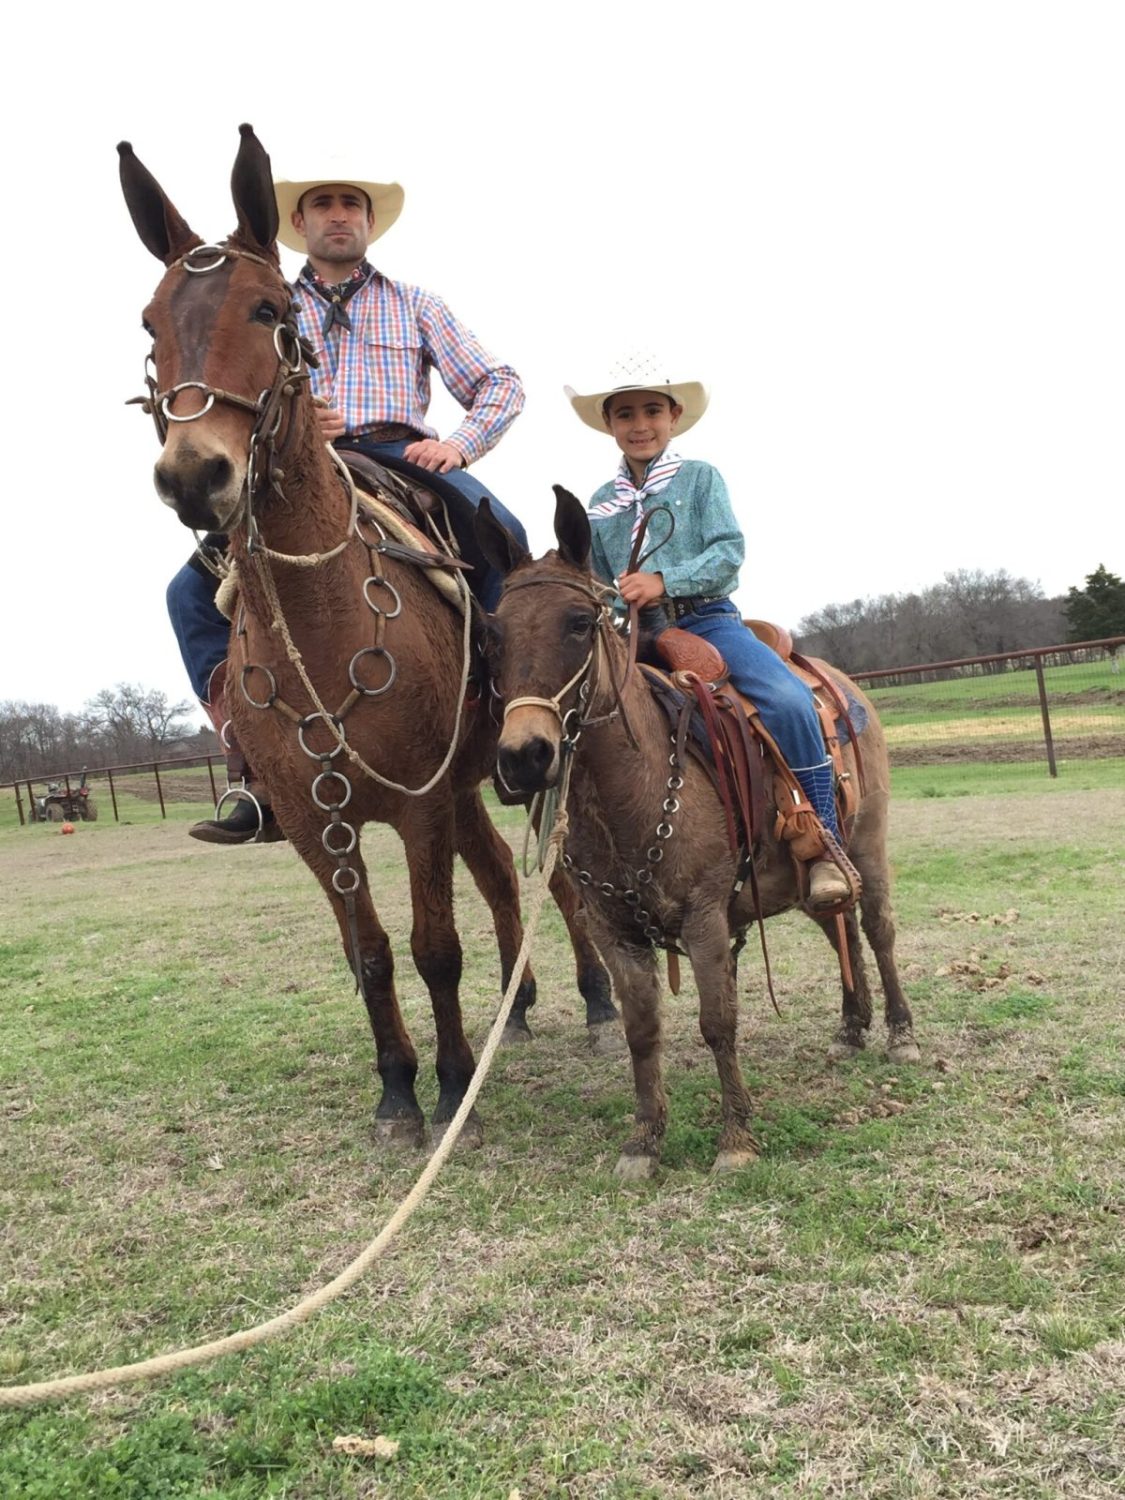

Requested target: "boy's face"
[{"left": 603, "top": 390, "right": 683, "bottom": 469}]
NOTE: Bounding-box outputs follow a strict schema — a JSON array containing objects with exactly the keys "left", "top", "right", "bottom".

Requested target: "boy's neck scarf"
[
  {"left": 299, "top": 259, "right": 376, "bottom": 334},
  {"left": 589, "top": 447, "right": 683, "bottom": 543}
]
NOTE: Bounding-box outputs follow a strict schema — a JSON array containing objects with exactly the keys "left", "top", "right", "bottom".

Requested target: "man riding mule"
[
  {"left": 476, "top": 489, "right": 920, "bottom": 1177},
  {"left": 165, "top": 150, "right": 528, "bottom": 843},
  {"left": 121, "top": 126, "right": 617, "bottom": 1151}
]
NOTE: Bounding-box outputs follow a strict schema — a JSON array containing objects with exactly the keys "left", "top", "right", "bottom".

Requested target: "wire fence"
[
  {"left": 4, "top": 638, "right": 1123, "bottom": 823},
  {"left": 851, "top": 636, "right": 1124, "bottom": 778}
]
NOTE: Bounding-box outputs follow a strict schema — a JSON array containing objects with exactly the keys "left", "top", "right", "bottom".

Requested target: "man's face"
[
  {"left": 604, "top": 390, "right": 683, "bottom": 468},
  {"left": 291, "top": 184, "right": 375, "bottom": 265}
]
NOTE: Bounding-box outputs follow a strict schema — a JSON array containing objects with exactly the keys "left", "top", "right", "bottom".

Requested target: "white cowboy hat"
[
  {"left": 564, "top": 353, "right": 709, "bottom": 435},
  {"left": 273, "top": 170, "right": 405, "bottom": 253}
]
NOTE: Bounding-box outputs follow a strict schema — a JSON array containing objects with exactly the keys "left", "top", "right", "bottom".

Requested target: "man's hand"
[
  {"left": 403, "top": 439, "right": 465, "bottom": 474},
  {"left": 313, "top": 403, "right": 346, "bottom": 442},
  {"left": 616, "top": 570, "right": 666, "bottom": 606}
]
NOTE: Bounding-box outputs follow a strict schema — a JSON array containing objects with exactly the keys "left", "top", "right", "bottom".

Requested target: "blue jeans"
[
  {"left": 165, "top": 438, "right": 526, "bottom": 703},
  {"left": 662, "top": 601, "right": 826, "bottom": 770}
]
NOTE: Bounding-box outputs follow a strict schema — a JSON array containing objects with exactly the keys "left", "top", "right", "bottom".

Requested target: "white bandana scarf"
[{"left": 589, "top": 447, "right": 683, "bottom": 545}]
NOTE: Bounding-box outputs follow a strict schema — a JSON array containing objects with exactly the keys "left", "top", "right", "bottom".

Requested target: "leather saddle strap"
[{"left": 790, "top": 651, "right": 867, "bottom": 797}]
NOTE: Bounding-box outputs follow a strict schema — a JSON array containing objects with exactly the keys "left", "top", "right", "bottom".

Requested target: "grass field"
[{"left": 1, "top": 780, "right": 1123, "bottom": 1497}]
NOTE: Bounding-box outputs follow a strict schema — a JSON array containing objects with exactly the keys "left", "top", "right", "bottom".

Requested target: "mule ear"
[
  {"left": 475, "top": 496, "right": 529, "bottom": 579},
  {"left": 118, "top": 141, "right": 201, "bottom": 265},
  {"left": 552, "top": 485, "right": 591, "bottom": 570},
  {"left": 230, "top": 122, "right": 279, "bottom": 257}
]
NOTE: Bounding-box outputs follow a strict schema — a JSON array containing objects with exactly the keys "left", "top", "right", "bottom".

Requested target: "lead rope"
[{"left": 0, "top": 798, "right": 571, "bottom": 1410}]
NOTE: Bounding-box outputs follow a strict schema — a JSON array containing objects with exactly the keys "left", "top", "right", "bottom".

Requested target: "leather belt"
[
  {"left": 354, "top": 423, "right": 420, "bottom": 444},
  {"left": 670, "top": 594, "right": 729, "bottom": 621}
]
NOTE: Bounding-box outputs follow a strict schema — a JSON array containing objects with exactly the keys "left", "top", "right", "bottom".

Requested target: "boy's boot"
[
  {"left": 190, "top": 663, "right": 286, "bottom": 846},
  {"left": 792, "top": 759, "right": 851, "bottom": 909}
]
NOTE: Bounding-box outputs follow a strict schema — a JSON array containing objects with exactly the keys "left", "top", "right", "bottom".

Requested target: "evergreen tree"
[{"left": 1064, "top": 565, "right": 1125, "bottom": 649}]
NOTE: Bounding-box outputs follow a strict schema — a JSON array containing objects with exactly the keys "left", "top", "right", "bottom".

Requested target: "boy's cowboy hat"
[
  {"left": 564, "top": 353, "right": 709, "bottom": 435},
  {"left": 273, "top": 168, "right": 405, "bottom": 252}
]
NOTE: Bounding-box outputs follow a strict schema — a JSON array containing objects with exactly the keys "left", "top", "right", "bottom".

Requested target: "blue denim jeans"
[
  {"left": 165, "top": 438, "right": 526, "bottom": 703},
  {"left": 661, "top": 600, "right": 826, "bottom": 770}
]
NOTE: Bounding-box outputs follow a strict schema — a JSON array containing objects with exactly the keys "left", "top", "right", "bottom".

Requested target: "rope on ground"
[{"left": 0, "top": 811, "right": 570, "bottom": 1410}]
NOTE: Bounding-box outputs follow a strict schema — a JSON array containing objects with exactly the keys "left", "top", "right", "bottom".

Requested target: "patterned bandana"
[
  {"left": 589, "top": 447, "right": 684, "bottom": 544},
  {"left": 299, "top": 258, "right": 376, "bottom": 335}
]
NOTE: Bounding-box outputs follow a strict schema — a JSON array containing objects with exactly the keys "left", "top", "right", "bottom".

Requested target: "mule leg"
[
  {"left": 547, "top": 867, "right": 621, "bottom": 1045},
  {"left": 401, "top": 804, "right": 483, "bottom": 1148},
  {"left": 816, "top": 910, "right": 874, "bottom": 1060},
  {"left": 453, "top": 786, "right": 538, "bottom": 1044},
  {"left": 856, "top": 863, "right": 921, "bottom": 1063},
  {"left": 684, "top": 913, "right": 761, "bottom": 1173},
  {"left": 281, "top": 823, "right": 426, "bottom": 1146},
  {"left": 594, "top": 933, "right": 667, "bottom": 1180}
]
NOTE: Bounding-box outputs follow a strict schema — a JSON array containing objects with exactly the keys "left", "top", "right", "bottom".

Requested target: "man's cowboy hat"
[
  {"left": 564, "top": 353, "right": 709, "bottom": 435},
  {"left": 273, "top": 171, "right": 405, "bottom": 253}
]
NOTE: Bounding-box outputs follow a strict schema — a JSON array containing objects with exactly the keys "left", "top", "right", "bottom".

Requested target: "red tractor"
[{"left": 29, "top": 769, "right": 98, "bottom": 823}]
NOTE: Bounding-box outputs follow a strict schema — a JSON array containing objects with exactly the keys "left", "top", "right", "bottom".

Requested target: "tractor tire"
[
  {"left": 82, "top": 798, "right": 98, "bottom": 822},
  {"left": 46, "top": 804, "right": 66, "bottom": 823}
]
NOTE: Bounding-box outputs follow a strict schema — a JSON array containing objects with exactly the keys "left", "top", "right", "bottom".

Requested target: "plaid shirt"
[{"left": 292, "top": 270, "right": 524, "bottom": 466}]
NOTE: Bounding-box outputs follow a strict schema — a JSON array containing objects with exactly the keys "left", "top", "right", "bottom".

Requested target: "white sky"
[{"left": 2, "top": 1, "right": 1121, "bottom": 715}]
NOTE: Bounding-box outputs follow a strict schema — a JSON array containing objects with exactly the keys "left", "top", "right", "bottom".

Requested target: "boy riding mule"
[
  {"left": 119, "top": 125, "right": 616, "bottom": 1151},
  {"left": 477, "top": 489, "right": 920, "bottom": 1178}
]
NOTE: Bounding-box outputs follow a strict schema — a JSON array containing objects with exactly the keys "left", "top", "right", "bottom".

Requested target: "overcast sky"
[{"left": 2, "top": 1, "right": 1121, "bottom": 716}]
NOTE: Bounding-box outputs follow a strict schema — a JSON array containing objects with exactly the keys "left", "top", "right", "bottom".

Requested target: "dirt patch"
[
  {"left": 112, "top": 772, "right": 216, "bottom": 805},
  {"left": 890, "top": 734, "right": 1125, "bottom": 766}
]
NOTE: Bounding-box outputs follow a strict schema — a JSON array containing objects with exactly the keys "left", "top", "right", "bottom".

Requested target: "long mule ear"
[
  {"left": 117, "top": 141, "right": 201, "bottom": 265},
  {"left": 475, "top": 496, "right": 530, "bottom": 580},
  {"left": 230, "top": 122, "right": 279, "bottom": 259},
  {"left": 552, "top": 485, "right": 591, "bottom": 571}
]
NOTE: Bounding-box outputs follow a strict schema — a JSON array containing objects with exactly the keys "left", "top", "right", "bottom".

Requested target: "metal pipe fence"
[
  {"left": 3, "top": 753, "right": 221, "bottom": 827},
  {"left": 850, "top": 637, "right": 1124, "bottom": 777}
]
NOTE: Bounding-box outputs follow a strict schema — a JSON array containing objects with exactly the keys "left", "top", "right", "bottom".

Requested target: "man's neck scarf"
[
  {"left": 299, "top": 259, "right": 376, "bottom": 334},
  {"left": 589, "top": 447, "right": 684, "bottom": 544}
]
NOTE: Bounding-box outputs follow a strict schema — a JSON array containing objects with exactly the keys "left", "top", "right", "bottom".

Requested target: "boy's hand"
[
  {"left": 616, "top": 570, "right": 665, "bottom": 606},
  {"left": 404, "top": 439, "right": 466, "bottom": 473}
]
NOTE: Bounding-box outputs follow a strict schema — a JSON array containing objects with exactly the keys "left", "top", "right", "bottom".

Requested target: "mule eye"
[
  {"left": 567, "top": 611, "right": 595, "bottom": 637},
  {"left": 254, "top": 302, "right": 279, "bottom": 325},
  {"left": 142, "top": 319, "right": 155, "bottom": 338}
]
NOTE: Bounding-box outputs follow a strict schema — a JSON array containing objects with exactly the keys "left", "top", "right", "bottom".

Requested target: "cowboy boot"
[
  {"left": 792, "top": 759, "right": 852, "bottom": 910},
  {"left": 190, "top": 662, "right": 286, "bottom": 846}
]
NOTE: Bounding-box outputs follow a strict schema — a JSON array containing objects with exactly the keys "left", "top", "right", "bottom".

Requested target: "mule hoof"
[
  {"left": 827, "top": 1029, "right": 866, "bottom": 1062},
  {"left": 432, "top": 1110, "right": 484, "bottom": 1151},
  {"left": 373, "top": 1115, "right": 426, "bottom": 1148},
  {"left": 502, "top": 1020, "right": 534, "bottom": 1046},
  {"left": 887, "top": 1027, "right": 922, "bottom": 1064},
  {"left": 614, "top": 1152, "right": 657, "bottom": 1182},
  {"left": 588, "top": 1020, "right": 628, "bottom": 1057},
  {"left": 712, "top": 1147, "right": 759, "bottom": 1174}
]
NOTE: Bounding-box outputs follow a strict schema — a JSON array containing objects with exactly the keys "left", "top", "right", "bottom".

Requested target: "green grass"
[{"left": 1, "top": 790, "right": 1124, "bottom": 1497}]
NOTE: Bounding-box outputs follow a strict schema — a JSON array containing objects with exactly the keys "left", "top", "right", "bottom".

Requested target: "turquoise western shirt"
[{"left": 587, "top": 459, "right": 744, "bottom": 599}]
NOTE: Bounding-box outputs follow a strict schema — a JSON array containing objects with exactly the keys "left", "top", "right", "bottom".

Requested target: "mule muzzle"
[
  {"left": 497, "top": 734, "right": 560, "bottom": 794},
  {"left": 154, "top": 444, "right": 244, "bottom": 532}
]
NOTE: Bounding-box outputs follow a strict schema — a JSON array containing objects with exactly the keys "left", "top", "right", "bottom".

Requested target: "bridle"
[
  {"left": 128, "top": 241, "right": 318, "bottom": 553},
  {"left": 498, "top": 573, "right": 636, "bottom": 752}
]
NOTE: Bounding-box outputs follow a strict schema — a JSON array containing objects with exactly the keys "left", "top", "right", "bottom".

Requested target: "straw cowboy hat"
[
  {"left": 273, "top": 167, "right": 405, "bottom": 253},
  {"left": 564, "top": 353, "right": 709, "bottom": 435}
]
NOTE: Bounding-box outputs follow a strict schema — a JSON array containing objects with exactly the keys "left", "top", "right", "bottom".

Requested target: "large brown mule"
[
  {"left": 477, "top": 489, "right": 920, "bottom": 1178},
  {"left": 119, "top": 126, "right": 614, "bottom": 1148}
]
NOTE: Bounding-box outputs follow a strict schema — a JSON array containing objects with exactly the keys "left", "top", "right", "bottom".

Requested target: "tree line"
[
  {"left": 794, "top": 566, "right": 1123, "bottom": 675},
  {"left": 0, "top": 684, "right": 216, "bottom": 785}
]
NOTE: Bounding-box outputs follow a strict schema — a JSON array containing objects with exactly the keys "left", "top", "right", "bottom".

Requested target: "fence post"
[
  {"left": 206, "top": 755, "right": 218, "bottom": 805},
  {"left": 153, "top": 762, "right": 167, "bottom": 818},
  {"left": 107, "top": 769, "right": 120, "bottom": 823},
  {"left": 1033, "top": 654, "right": 1058, "bottom": 778}
]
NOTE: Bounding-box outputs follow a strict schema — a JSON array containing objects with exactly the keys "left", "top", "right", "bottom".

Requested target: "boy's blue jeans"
[
  {"left": 660, "top": 600, "right": 838, "bottom": 838},
  {"left": 165, "top": 438, "right": 527, "bottom": 704}
]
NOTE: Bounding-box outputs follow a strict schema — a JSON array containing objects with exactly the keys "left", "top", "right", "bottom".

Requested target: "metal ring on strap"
[
  {"left": 241, "top": 664, "right": 278, "bottom": 709},
  {"left": 332, "top": 866, "right": 361, "bottom": 895},
  {"left": 162, "top": 383, "right": 215, "bottom": 423},
  {"left": 362, "top": 575, "right": 402, "bottom": 619},
  {"left": 312, "top": 769, "right": 353, "bottom": 811},
  {"left": 297, "top": 712, "right": 345, "bottom": 760},
  {"left": 322, "top": 820, "right": 358, "bottom": 857},
  {"left": 348, "top": 647, "right": 397, "bottom": 698},
  {"left": 182, "top": 244, "right": 230, "bottom": 274}
]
